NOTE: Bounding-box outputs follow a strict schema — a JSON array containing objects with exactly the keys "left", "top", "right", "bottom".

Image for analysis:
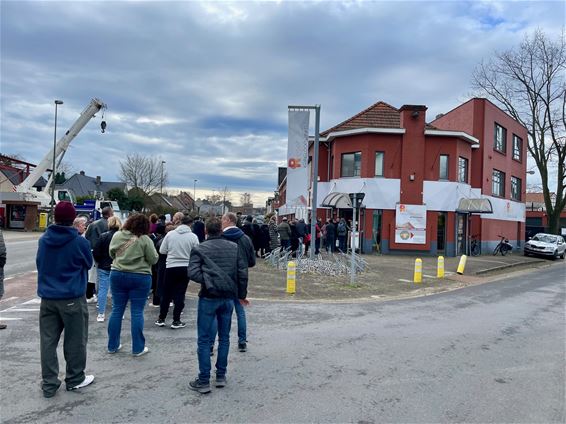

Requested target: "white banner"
[
  {"left": 395, "top": 204, "right": 427, "bottom": 244},
  {"left": 287, "top": 110, "right": 310, "bottom": 207}
]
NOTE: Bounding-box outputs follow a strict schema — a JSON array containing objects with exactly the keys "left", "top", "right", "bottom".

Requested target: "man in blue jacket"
[{"left": 36, "top": 202, "right": 94, "bottom": 398}]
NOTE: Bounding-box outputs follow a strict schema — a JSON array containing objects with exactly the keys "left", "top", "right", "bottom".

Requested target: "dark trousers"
[
  {"left": 39, "top": 297, "right": 88, "bottom": 395},
  {"left": 159, "top": 266, "right": 189, "bottom": 322}
]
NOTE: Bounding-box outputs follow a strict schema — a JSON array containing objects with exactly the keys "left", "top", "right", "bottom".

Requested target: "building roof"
[
  {"left": 321, "top": 101, "right": 400, "bottom": 136},
  {"left": 58, "top": 172, "right": 126, "bottom": 198},
  {"left": 526, "top": 192, "right": 555, "bottom": 204},
  {"left": 0, "top": 168, "right": 45, "bottom": 187}
]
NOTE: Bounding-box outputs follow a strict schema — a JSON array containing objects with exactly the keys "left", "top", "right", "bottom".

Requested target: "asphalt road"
[
  {"left": 0, "top": 262, "right": 564, "bottom": 423},
  {"left": 3, "top": 237, "right": 38, "bottom": 278}
]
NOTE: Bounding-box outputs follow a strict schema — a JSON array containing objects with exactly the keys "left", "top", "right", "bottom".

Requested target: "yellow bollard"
[
  {"left": 286, "top": 261, "right": 296, "bottom": 294},
  {"left": 413, "top": 258, "right": 422, "bottom": 283},
  {"left": 437, "top": 256, "right": 445, "bottom": 278},
  {"left": 457, "top": 255, "right": 467, "bottom": 275}
]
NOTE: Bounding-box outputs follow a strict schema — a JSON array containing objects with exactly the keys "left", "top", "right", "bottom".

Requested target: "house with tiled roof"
[
  {"left": 277, "top": 98, "right": 528, "bottom": 256},
  {"left": 56, "top": 171, "right": 126, "bottom": 198}
]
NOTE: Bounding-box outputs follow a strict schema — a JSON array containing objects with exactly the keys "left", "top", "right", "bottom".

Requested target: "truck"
[
  {"left": 75, "top": 199, "right": 122, "bottom": 222},
  {"left": 14, "top": 98, "right": 107, "bottom": 208}
]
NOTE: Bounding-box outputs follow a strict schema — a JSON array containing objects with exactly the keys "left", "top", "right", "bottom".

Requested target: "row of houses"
[{"left": 273, "top": 97, "right": 565, "bottom": 257}]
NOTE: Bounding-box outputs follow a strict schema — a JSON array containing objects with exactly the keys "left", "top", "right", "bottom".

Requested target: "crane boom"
[{"left": 16, "top": 98, "right": 106, "bottom": 193}]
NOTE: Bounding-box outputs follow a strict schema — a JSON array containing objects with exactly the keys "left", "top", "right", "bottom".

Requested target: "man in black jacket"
[
  {"left": 220, "top": 212, "right": 254, "bottom": 352},
  {"left": 188, "top": 217, "right": 248, "bottom": 394}
]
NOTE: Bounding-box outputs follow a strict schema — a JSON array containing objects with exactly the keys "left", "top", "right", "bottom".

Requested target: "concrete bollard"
[
  {"left": 286, "top": 261, "right": 296, "bottom": 294},
  {"left": 457, "top": 255, "right": 467, "bottom": 275},
  {"left": 413, "top": 258, "right": 422, "bottom": 283},
  {"left": 437, "top": 256, "right": 445, "bottom": 278}
]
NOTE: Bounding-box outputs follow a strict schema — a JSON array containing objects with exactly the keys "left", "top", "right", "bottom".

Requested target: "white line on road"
[
  {"left": 0, "top": 297, "right": 19, "bottom": 302},
  {"left": 0, "top": 317, "right": 23, "bottom": 321},
  {"left": 398, "top": 278, "right": 413, "bottom": 283},
  {"left": 22, "top": 298, "right": 41, "bottom": 305},
  {"left": 3, "top": 308, "right": 40, "bottom": 312}
]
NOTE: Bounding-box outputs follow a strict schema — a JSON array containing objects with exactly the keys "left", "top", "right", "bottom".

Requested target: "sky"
[{"left": 1, "top": 0, "right": 564, "bottom": 206}]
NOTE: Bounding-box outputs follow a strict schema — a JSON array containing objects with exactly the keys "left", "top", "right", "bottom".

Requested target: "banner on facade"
[
  {"left": 395, "top": 204, "right": 427, "bottom": 244},
  {"left": 287, "top": 110, "right": 310, "bottom": 207}
]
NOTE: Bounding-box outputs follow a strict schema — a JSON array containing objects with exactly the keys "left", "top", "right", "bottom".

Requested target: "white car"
[{"left": 524, "top": 233, "right": 566, "bottom": 259}]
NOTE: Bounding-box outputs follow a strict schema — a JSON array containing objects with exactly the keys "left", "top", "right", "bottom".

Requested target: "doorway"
[
  {"left": 456, "top": 213, "right": 467, "bottom": 255},
  {"left": 437, "top": 212, "right": 446, "bottom": 254},
  {"left": 372, "top": 210, "right": 383, "bottom": 253}
]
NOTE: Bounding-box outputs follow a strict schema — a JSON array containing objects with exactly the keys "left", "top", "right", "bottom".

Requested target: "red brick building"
[{"left": 276, "top": 98, "right": 528, "bottom": 256}]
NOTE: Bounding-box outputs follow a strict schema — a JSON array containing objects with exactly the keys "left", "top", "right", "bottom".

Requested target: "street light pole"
[
  {"left": 51, "top": 100, "right": 63, "bottom": 224},
  {"left": 193, "top": 179, "right": 198, "bottom": 212},
  {"left": 160, "top": 160, "right": 166, "bottom": 196}
]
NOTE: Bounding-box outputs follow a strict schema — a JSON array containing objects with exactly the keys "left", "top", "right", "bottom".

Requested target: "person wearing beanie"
[{"left": 36, "top": 201, "right": 94, "bottom": 398}]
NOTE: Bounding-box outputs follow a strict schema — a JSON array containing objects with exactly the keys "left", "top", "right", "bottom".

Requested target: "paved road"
[
  {"left": 3, "top": 233, "right": 39, "bottom": 277},
  {"left": 0, "top": 263, "right": 564, "bottom": 423}
]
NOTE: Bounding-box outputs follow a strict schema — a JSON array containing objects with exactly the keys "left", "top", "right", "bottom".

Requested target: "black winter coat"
[
  {"left": 92, "top": 229, "right": 118, "bottom": 271},
  {"left": 188, "top": 236, "right": 248, "bottom": 300}
]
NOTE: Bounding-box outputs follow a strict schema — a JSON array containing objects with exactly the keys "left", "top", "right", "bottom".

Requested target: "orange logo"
[{"left": 288, "top": 157, "right": 302, "bottom": 169}]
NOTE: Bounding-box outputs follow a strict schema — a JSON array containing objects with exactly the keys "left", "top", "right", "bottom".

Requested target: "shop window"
[
  {"left": 494, "top": 123, "right": 507, "bottom": 154},
  {"left": 439, "top": 155, "right": 449, "bottom": 180},
  {"left": 458, "top": 157, "right": 468, "bottom": 183},
  {"left": 492, "top": 169, "right": 505, "bottom": 197},
  {"left": 341, "top": 152, "right": 361, "bottom": 177},
  {"left": 375, "top": 152, "right": 384, "bottom": 177},
  {"left": 512, "top": 134, "right": 522, "bottom": 161},
  {"left": 511, "top": 176, "right": 522, "bottom": 201}
]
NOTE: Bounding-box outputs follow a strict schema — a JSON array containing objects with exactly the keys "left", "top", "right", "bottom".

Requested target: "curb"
[{"left": 474, "top": 259, "right": 547, "bottom": 275}]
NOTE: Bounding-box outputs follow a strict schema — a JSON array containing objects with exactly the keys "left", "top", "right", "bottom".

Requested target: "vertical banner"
[
  {"left": 287, "top": 110, "right": 310, "bottom": 207},
  {"left": 395, "top": 204, "right": 427, "bottom": 244}
]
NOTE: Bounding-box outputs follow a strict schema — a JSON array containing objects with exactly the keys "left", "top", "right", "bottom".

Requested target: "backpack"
[{"left": 337, "top": 222, "right": 347, "bottom": 236}]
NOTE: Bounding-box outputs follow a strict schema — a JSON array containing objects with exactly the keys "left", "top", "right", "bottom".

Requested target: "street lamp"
[
  {"left": 193, "top": 179, "right": 198, "bottom": 211},
  {"left": 160, "top": 160, "right": 166, "bottom": 196},
  {"left": 51, "top": 100, "right": 63, "bottom": 224}
]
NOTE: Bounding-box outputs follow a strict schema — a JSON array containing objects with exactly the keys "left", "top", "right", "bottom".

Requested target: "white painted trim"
[
  {"left": 425, "top": 129, "right": 479, "bottom": 145},
  {"left": 320, "top": 127, "right": 405, "bottom": 142}
]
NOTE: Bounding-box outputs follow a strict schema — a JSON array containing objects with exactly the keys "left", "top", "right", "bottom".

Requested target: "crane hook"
[{"left": 101, "top": 121, "right": 107, "bottom": 133}]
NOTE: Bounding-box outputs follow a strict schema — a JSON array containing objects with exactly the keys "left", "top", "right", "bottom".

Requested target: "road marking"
[
  {"left": 22, "top": 298, "right": 41, "bottom": 305},
  {"left": 398, "top": 279, "right": 413, "bottom": 283},
  {"left": 4, "top": 308, "right": 40, "bottom": 312},
  {"left": 4, "top": 277, "right": 14, "bottom": 281},
  {"left": 423, "top": 274, "right": 436, "bottom": 278},
  {"left": 0, "top": 297, "right": 19, "bottom": 302},
  {"left": 0, "top": 317, "right": 23, "bottom": 321}
]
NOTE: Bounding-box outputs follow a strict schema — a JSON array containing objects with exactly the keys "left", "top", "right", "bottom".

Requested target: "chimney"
[
  {"left": 80, "top": 170, "right": 85, "bottom": 176},
  {"left": 95, "top": 176, "right": 101, "bottom": 186}
]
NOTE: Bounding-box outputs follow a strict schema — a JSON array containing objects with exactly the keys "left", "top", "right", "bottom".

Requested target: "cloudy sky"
[{"left": 1, "top": 0, "right": 563, "bottom": 205}]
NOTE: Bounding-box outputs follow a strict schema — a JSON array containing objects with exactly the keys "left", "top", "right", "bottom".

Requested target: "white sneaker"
[
  {"left": 108, "top": 344, "right": 122, "bottom": 354},
  {"left": 68, "top": 375, "right": 94, "bottom": 391},
  {"left": 86, "top": 295, "right": 98, "bottom": 304},
  {"left": 133, "top": 346, "right": 149, "bottom": 357},
  {"left": 96, "top": 313, "right": 105, "bottom": 322}
]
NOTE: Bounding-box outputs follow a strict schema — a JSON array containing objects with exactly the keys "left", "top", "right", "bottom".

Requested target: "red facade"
[{"left": 278, "top": 98, "right": 528, "bottom": 256}]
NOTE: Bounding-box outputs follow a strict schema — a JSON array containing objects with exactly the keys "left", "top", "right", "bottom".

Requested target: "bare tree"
[
  {"left": 472, "top": 29, "right": 566, "bottom": 234},
  {"left": 240, "top": 192, "right": 252, "bottom": 206},
  {"left": 118, "top": 153, "right": 168, "bottom": 196}
]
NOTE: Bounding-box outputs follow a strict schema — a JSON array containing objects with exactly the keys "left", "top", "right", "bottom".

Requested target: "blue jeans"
[
  {"left": 210, "top": 299, "right": 247, "bottom": 345},
  {"left": 108, "top": 270, "right": 151, "bottom": 354},
  {"left": 197, "top": 297, "right": 234, "bottom": 383},
  {"left": 97, "top": 269, "right": 111, "bottom": 315}
]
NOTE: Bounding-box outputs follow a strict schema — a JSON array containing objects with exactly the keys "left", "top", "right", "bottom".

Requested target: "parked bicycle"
[
  {"left": 470, "top": 235, "right": 481, "bottom": 256},
  {"left": 493, "top": 235, "right": 512, "bottom": 256}
]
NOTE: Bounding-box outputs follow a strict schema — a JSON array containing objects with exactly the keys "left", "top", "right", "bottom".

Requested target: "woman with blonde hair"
[{"left": 93, "top": 216, "right": 122, "bottom": 322}]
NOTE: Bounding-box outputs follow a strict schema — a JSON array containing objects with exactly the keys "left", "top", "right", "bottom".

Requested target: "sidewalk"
[{"left": 185, "top": 252, "right": 560, "bottom": 303}]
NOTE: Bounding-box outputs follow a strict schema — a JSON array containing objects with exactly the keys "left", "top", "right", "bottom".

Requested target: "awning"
[
  {"left": 321, "top": 192, "right": 352, "bottom": 209},
  {"left": 456, "top": 198, "right": 493, "bottom": 213}
]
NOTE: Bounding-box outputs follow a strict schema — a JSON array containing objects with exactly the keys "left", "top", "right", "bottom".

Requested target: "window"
[
  {"left": 494, "top": 123, "right": 507, "bottom": 153},
  {"left": 439, "top": 155, "right": 449, "bottom": 180},
  {"left": 492, "top": 169, "right": 505, "bottom": 197},
  {"left": 375, "top": 152, "right": 384, "bottom": 177},
  {"left": 341, "top": 152, "right": 361, "bottom": 177},
  {"left": 512, "top": 134, "right": 522, "bottom": 161},
  {"left": 458, "top": 157, "right": 468, "bottom": 183},
  {"left": 511, "top": 176, "right": 522, "bottom": 201}
]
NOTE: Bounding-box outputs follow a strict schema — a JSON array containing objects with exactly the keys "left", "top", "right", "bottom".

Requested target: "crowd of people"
[{"left": 35, "top": 202, "right": 255, "bottom": 398}]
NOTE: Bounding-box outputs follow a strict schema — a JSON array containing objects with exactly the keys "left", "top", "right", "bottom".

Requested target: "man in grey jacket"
[
  {"left": 156, "top": 215, "right": 199, "bottom": 329},
  {"left": 187, "top": 217, "right": 248, "bottom": 394}
]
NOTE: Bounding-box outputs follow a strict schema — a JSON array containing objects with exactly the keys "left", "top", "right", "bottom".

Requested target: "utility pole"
[{"left": 51, "top": 100, "right": 63, "bottom": 224}]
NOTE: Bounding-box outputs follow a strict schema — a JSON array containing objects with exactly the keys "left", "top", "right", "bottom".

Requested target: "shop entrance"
[
  {"left": 437, "top": 212, "right": 447, "bottom": 254},
  {"left": 456, "top": 213, "right": 468, "bottom": 255}
]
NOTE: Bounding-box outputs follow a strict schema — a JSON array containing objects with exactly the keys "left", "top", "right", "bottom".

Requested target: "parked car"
[{"left": 524, "top": 233, "right": 566, "bottom": 259}]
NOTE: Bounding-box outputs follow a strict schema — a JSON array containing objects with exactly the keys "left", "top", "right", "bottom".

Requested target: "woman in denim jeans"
[
  {"left": 108, "top": 214, "right": 158, "bottom": 356},
  {"left": 92, "top": 216, "right": 122, "bottom": 322}
]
